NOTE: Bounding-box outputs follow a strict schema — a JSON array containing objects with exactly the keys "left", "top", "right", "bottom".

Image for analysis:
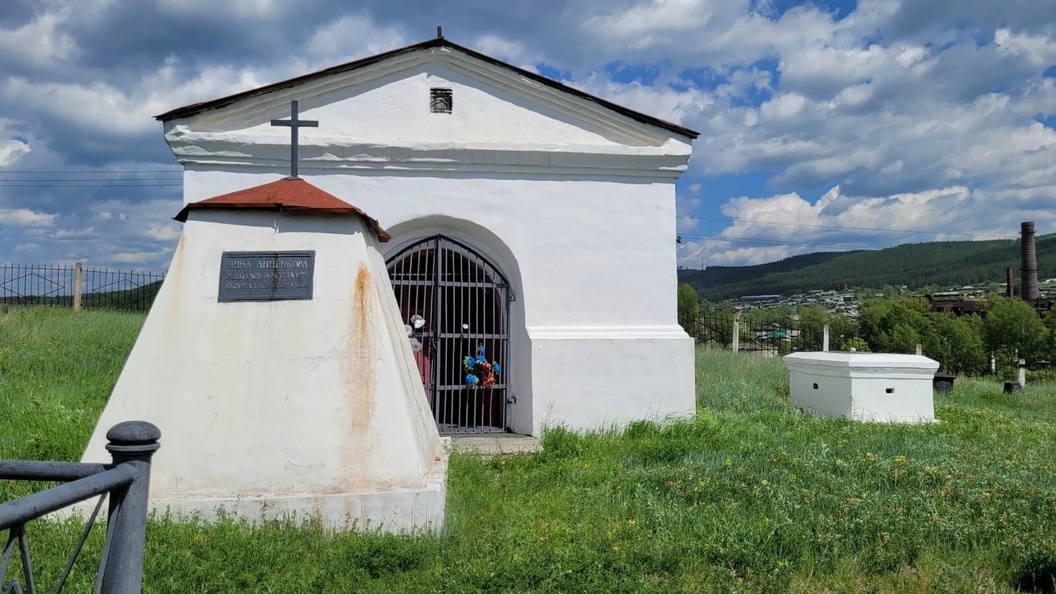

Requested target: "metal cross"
[{"left": 270, "top": 100, "right": 319, "bottom": 179}]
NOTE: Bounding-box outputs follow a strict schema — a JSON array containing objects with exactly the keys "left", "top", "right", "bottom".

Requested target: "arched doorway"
[{"left": 386, "top": 235, "right": 512, "bottom": 435}]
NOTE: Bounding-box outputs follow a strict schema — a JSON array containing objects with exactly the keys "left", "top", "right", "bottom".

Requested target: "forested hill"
[{"left": 679, "top": 233, "right": 1056, "bottom": 301}]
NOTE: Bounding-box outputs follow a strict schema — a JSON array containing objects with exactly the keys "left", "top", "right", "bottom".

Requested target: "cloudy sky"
[{"left": 1, "top": 0, "right": 1055, "bottom": 271}]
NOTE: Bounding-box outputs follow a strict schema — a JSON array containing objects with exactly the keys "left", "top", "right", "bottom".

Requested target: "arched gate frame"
[{"left": 386, "top": 235, "right": 513, "bottom": 435}]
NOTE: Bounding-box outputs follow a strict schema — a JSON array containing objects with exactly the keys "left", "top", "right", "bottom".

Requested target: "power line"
[
  {"left": 0, "top": 178, "right": 181, "bottom": 183},
  {"left": 678, "top": 233, "right": 875, "bottom": 251},
  {"left": 0, "top": 169, "right": 183, "bottom": 188},
  {"left": 693, "top": 216, "right": 1015, "bottom": 240},
  {"left": 0, "top": 169, "right": 181, "bottom": 175},
  {"left": 0, "top": 182, "right": 182, "bottom": 188},
  {"left": 0, "top": 177, "right": 182, "bottom": 182}
]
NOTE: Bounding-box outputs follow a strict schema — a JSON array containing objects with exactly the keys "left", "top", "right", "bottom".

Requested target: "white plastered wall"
[
  {"left": 160, "top": 46, "right": 698, "bottom": 436},
  {"left": 177, "top": 171, "right": 695, "bottom": 435}
]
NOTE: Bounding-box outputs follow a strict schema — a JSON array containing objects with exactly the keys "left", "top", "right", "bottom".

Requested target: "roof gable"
[{"left": 155, "top": 37, "right": 698, "bottom": 140}]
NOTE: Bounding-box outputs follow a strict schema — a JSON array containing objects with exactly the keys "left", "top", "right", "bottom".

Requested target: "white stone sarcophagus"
[{"left": 783, "top": 352, "right": 940, "bottom": 424}]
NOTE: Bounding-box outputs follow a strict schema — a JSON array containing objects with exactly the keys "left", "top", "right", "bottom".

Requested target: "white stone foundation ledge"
[
  {"left": 151, "top": 481, "right": 446, "bottom": 534},
  {"left": 526, "top": 324, "right": 696, "bottom": 435}
]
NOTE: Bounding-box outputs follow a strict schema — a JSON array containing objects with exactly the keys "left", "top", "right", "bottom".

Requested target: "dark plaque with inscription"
[{"left": 218, "top": 251, "right": 315, "bottom": 302}]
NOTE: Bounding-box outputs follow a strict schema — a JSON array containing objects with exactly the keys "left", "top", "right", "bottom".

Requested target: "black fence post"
[{"left": 100, "top": 421, "right": 160, "bottom": 594}]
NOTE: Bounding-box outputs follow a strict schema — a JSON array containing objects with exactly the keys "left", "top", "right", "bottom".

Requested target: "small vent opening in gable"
[{"left": 430, "top": 88, "right": 453, "bottom": 113}]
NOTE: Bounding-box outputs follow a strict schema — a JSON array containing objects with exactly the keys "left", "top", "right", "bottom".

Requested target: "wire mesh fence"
[{"left": 0, "top": 263, "right": 164, "bottom": 312}]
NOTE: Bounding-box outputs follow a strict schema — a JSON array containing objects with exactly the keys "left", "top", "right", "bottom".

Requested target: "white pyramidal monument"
[{"left": 79, "top": 102, "right": 448, "bottom": 532}]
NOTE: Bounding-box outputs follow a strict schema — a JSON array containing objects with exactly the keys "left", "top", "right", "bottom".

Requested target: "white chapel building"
[{"left": 155, "top": 35, "right": 700, "bottom": 437}]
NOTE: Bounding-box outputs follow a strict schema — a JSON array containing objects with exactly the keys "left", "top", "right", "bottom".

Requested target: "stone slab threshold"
[{"left": 449, "top": 434, "right": 542, "bottom": 457}]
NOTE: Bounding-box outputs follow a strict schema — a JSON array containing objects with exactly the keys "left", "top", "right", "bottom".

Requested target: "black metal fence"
[
  {"left": 698, "top": 312, "right": 834, "bottom": 356},
  {"left": 697, "top": 310, "right": 1043, "bottom": 382},
  {"left": 0, "top": 421, "right": 160, "bottom": 594},
  {"left": 0, "top": 264, "right": 164, "bottom": 312}
]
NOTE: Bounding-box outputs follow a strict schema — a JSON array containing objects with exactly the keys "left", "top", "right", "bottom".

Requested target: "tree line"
[
  {"left": 677, "top": 283, "right": 1055, "bottom": 380},
  {"left": 678, "top": 234, "right": 1056, "bottom": 301}
]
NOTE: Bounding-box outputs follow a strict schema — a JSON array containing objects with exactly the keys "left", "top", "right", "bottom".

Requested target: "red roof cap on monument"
[{"left": 173, "top": 177, "right": 391, "bottom": 242}]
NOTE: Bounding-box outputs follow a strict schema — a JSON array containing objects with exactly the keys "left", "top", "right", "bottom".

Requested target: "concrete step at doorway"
[{"left": 450, "top": 434, "right": 542, "bottom": 458}]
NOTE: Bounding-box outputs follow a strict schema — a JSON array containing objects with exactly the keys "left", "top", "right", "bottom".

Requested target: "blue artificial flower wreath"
[{"left": 463, "top": 344, "right": 501, "bottom": 388}]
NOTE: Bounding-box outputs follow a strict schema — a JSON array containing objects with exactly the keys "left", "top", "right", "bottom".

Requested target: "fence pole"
[
  {"left": 73, "top": 262, "right": 83, "bottom": 312},
  {"left": 823, "top": 325, "right": 830, "bottom": 352},
  {"left": 732, "top": 314, "right": 740, "bottom": 353},
  {"left": 99, "top": 421, "right": 161, "bottom": 594},
  {"left": 1019, "top": 359, "right": 1027, "bottom": 387},
  {"left": 915, "top": 344, "right": 922, "bottom": 356}
]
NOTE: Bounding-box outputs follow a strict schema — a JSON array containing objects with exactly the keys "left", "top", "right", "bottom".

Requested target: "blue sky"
[{"left": 0, "top": 0, "right": 1054, "bottom": 270}]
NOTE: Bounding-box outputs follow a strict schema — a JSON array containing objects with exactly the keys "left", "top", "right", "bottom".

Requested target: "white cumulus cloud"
[{"left": 0, "top": 208, "right": 57, "bottom": 227}]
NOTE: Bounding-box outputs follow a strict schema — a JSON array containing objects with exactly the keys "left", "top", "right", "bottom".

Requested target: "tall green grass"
[
  {"left": 3, "top": 310, "right": 1056, "bottom": 592},
  {"left": 0, "top": 307, "right": 141, "bottom": 462}
]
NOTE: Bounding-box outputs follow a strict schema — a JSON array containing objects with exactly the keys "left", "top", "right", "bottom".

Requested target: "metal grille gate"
[{"left": 386, "top": 235, "right": 512, "bottom": 435}]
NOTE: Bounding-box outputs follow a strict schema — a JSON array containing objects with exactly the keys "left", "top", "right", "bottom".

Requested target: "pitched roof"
[
  {"left": 154, "top": 37, "right": 699, "bottom": 139},
  {"left": 173, "top": 177, "right": 391, "bottom": 241}
]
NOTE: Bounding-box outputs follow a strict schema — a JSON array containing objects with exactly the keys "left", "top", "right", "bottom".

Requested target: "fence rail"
[
  {"left": 697, "top": 311, "right": 1037, "bottom": 381},
  {"left": 698, "top": 312, "right": 830, "bottom": 357},
  {"left": 0, "top": 264, "right": 165, "bottom": 312},
  {"left": 0, "top": 421, "right": 160, "bottom": 594}
]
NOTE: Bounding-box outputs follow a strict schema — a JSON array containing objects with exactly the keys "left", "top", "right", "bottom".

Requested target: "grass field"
[{"left": 3, "top": 307, "right": 1056, "bottom": 593}]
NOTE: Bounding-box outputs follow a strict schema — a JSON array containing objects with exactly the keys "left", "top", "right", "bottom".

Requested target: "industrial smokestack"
[
  {"left": 1021, "top": 221, "right": 1040, "bottom": 303},
  {"left": 1007, "top": 267, "right": 1015, "bottom": 298}
]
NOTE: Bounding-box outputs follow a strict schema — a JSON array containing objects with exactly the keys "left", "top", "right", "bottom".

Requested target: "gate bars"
[{"left": 387, "top": 236, "right": 512, "bottom": 435}]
